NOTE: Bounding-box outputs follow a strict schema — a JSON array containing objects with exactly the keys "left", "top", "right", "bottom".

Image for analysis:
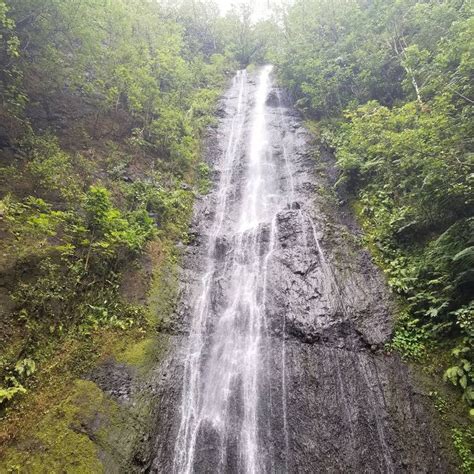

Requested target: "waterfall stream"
[
  {"left": 149, "top": 66, "right": 453, "bottom": 474},
  {"left": 174, "top": 66, "right": 282, "bottom": 473}
]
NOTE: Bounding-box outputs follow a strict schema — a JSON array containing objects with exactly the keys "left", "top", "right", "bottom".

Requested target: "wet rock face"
[
  {"left": 90, "top": 359, "right": 133, "bottom": 403},
  {"left": 148, "top": 69, "right": 455, "bottom": 473},
  {"left": 266, "top": 208, "right": 391, "bottom": 351}
]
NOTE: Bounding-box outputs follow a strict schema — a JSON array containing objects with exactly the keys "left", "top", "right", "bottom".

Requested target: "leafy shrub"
[
  {"left": 389, "top": 313, "right": 428, "bottom": 361},
  {"left": 452, "top": 427, "right": 474, "bottom": 473},
  {"left": 197, "top": 162, "right": 212, "bottom": 194},
  {"left": 84, "top": 185, "right": 155, "bottom": 262},
  {"left": 444, "top": 341, "right": 474, "bottom": 406},
  {"left": 7, "top": 184, "right": 155, "bottom": 332},
  {"left": 0, "top": 358, "right": 35, "bottom": 405},
  {"left": 335, "top": 104, "right": 473, "bottom": 401},
  {"left": 23, "top": 134, "right": 84, "bottom": 202}
]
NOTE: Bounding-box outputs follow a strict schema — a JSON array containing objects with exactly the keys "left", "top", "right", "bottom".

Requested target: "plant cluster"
[
  {"left": 272, "top": 0, "right": 473, "bottom": 413},
  {"left": 0, "top": 0, "right": 264, "bottom": 407}
]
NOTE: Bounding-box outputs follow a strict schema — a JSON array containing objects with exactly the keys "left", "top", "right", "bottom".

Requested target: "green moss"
[
  {"left": 1, "top": 380, "right": 106, "bottom": 473},
  {"left": 0, "top": 374, "right": 161, "bottom": 473},
  {"left": 0, "top": 232, "right": 184, "bottom": 472},
  {"left": 115, "top": 334, "right": 169, "bottom": 375},
  {"left": 147, "top": 239, "right": 181, "bottom": 328},
  {"left": 117, "top": 338, "right": 155, "bottom": 368}
]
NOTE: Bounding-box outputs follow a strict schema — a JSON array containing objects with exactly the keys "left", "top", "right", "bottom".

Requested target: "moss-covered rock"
[
  {"left": 115, "top": 334, "right": 169, "bottom": 377},
  {"left": 1, "top": 380, "right": 106, "bottom": 473}
]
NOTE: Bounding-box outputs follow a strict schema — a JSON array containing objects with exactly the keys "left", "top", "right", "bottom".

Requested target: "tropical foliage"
[
  {"left": 0, "top": 0, "right": 257, "bottom": 407},
  {"left": 272, "top": 0, "right": 473, "bottom": 409}
]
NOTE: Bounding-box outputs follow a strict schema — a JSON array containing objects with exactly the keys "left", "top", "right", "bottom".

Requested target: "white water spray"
[{"left": 174, "top": 66, "right": 278, "bottom": 474}]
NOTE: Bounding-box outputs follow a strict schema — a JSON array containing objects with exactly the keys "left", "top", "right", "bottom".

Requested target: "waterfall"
[
  {"left": 147, "top": 65, "right": 449, "bottom": 474},
  {"left": 174, "top": 65, "right": 279, "bottom": 474}
]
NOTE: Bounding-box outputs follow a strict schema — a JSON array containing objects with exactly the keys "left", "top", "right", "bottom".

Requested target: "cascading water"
[
  {"left": 173, "top": 65, "right": 283, "bottom": 473},
  {"left": 150, "top": 66, "right": 454, "bottom": 474}
]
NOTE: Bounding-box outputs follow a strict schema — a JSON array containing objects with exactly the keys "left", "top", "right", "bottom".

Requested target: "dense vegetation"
[
  {"left": 0, "top": 0, "right": 472, "bottom": 469},
  {"left": 0, "top": 0, "right": 268, "bottom": 410},
  {"left": 272, "top": 0, "right": 473, "bottom": 443}
]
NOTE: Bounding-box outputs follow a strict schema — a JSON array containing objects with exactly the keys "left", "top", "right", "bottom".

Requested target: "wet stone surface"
[
  {"left": 90, "top": 359, "right": 133, "bottom": 403},
  {"left": 146, "top": 68, "right": 456, "bottom": 473}
]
